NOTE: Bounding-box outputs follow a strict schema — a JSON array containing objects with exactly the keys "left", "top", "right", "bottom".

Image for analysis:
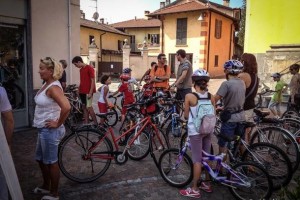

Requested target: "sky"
[{"left": 80, "top": 0, "right": 243, "bottom": 24}]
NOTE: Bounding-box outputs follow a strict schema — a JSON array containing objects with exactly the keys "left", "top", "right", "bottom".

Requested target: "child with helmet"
[
  {"left": 214, "top": 60, "right": 246, "bottom": 158},
  {"left": 179, "top": 69, "right": 215, "bottom": 198},
  {"left": 268, "top": 72, "right": 288, "bottom": 118},
  {"left": 110, "top": 73, "right": 135, "bottom": 122}
]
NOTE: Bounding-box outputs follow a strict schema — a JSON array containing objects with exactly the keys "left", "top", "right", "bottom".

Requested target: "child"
[
  {"left": 268, "top": 73, "right": 288, "bottom": 118},
  {"left": 141, "top": 75, "right": 154, "bottom": 98},
  {"left": 98, "top": 75, "right": 112, "bottom": 123},
  {"left": 110, "top": 73, "right": 135, "bottom": 122},
  {"left": 180, "top": 69, "right": 215, "bottom": 198}
]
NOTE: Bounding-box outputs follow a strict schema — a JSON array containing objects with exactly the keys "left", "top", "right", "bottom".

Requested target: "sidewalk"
[{"left": 10, "top": 78, "right": 298, "bottom": 200}]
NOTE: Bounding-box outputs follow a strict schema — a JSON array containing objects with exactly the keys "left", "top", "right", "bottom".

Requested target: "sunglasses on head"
[{"left": 41, "top": 57, "right": 55, "bottom": 67}]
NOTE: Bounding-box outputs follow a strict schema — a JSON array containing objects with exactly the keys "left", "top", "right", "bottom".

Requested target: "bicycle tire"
[
  {"left": 282, "top": 107, "right": 300, "bottom": 118},
  {"left": 126, "top": 130, "right": 150, "bottom": 160},
  {"left": 158, "top": 148, "right": 193, "bottom": 188},
  {"left": 58, "top": 128, "right": 113, "bottom": 183},
  {"left": 242, "top": 142, "right": 293, "bottom": 190},
  {"left": 106, "top": 107, "right": 118, "bottom": 127},
  {"left": 250, "top": 126, "right": 300, "bottom": 172},
  {"left": 281, "top": 118, "right": 300, "bottom": 136},
  {"left": 165, "top": 119, "right": 185, "bottom": 148},
  {"left": 150, "top": 126, "right": 170, "bottom": 156},
  {"left": 229, "top": 161, "right": 273, "bottom": 200}
]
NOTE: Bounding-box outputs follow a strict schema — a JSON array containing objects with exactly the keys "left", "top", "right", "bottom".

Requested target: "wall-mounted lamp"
[{"left": 198, "top": 12, "right": 207, "bottom": 21}]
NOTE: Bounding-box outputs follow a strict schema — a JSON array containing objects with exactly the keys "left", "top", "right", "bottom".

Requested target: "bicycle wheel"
[
  {"left": 106, "top": 108, "right": 118, "bottom": 127},
  {"left": 281, "top": 118, "right": 300, "bottom": 136},
  {"left": 58, "top": 128, "right": 113, "bottom": 183},
  {"left": 151, "top": 126, "right": 170, "bottom": 156},
  {"left": 126, "top": 130, "right": 150, "bottom": 160},
  {"left": 158, "top": 148, "right": 193, "bottom": 188},
  {"left": 119, "top": 108, "right": 142, "bottom": 133},
  {"left": 250, "top": 126, "right": 300, "bottom": 172},
  {"left": 242, "top": 142, "right": 292, "bottom": 190},
  {"left": 229, "top": 161, "right": 273, "bottom": 200},
  {"left": 165, "top": 119, "right": 185, "bottom": 148}
]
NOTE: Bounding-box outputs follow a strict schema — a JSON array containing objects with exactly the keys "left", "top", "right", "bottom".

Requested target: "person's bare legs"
[
  {"left": 87, "top": 107, "right": 97, "bottom": 124},
  {"left": 38, "top": 161, "right": 50, "bottom": 190},
  {"left": 192, "top": 163, "right": 201, "bottom": 191},
  {"left": 49, "top": 162, "right": 60, "bottom": 197}
]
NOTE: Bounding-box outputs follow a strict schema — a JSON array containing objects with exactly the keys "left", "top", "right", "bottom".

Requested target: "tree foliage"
[{"left": 237, "top": 0, "right": 246, "bottom": 50}]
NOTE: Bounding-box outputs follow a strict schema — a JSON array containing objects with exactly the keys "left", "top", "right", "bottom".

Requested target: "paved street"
[{"left": 11, "top": 78, "right": 299, "bottom": 200}]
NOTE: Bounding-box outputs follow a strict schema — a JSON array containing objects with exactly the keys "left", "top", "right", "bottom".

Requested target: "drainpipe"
[
  {"left": 161, "top": 16, "right": 164, "bottom": 53},
  {"left": 229, "top": 23, "right": 233, "bottom": 59},
  {"left": 99, "top": 32, "right": 106, "bottom": 62},
  {"left": 68, "top": 0, "right": 72, "bottom": 83},
  {"left": 206, "top": 11, "right": 211, "bottom": 73}
]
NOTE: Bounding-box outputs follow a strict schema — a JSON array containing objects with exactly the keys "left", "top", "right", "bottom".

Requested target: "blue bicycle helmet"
[
  {"left": 224, "top": 60, "right": 243, "bottom": 75},
  {"left": 122, "top": 68, "right": 132, "bottom": 73},
  {"left": 191, "top": 69, "right": 210, "bottom": 82}
]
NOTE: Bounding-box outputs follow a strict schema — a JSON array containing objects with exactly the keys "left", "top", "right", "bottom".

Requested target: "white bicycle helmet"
[
  {"left": 191, "top": 69, "right": 210, "bottom": 82},
  {"left": 223, "top": 60, "right": 244, "bottom": 74}
]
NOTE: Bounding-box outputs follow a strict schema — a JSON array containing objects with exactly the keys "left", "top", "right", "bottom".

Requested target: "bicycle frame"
[{"left": 87, "top": 116, "right": 167, "bottom": 164}]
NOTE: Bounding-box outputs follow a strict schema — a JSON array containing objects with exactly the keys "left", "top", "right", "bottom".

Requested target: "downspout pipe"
[
  {"left": 206, "top": 11, "right": 211, "bottom": 73},
  {"left": 229, "top": 23, "right": 233, "bottom": 59},
  {"left": 99, "top": 32, "right": 106, "bottom": 62},
  {"left": 68, "top": 0, "right": 72, "bottom": 83}
]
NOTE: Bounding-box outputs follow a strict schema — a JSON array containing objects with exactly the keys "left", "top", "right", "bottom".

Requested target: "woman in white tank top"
[
  {"left": 33, "top": 57, "right": 70, "bottom": 200},
  {"left": 180, "top": 69, "right": 215, "bottom": 198}
]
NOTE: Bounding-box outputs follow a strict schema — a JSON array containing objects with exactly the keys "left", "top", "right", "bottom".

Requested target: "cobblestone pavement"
[{"left": 11, "top": 78, "right": 299, "bottom": 200}]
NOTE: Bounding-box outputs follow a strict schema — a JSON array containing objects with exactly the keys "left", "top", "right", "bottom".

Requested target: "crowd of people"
[{"left": 0, "top": 50, "right": 299, "bottom": 199}]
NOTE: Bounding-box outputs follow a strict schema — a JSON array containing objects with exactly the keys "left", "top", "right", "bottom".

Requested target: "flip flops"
[
  {"left": 32, "top": 187, "right": 50, "bottom": 194},
  {"left": 41, "top": 195, "right": 59, "bottom": 200}
]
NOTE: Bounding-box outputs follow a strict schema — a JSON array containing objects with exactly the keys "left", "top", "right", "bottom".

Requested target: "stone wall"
[{"left": 254, "top": 44, "right": 300, "bottom": 96}]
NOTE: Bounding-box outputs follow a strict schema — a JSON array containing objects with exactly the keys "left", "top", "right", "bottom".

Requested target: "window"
[
  {"left": 89, "top": 35, "right": 95, "bottom": 45},
  {"left": 176, "top": 18, "right": 187, "bottom": 45},
  {"left": 148, "top": 34, "right": 160, "bottom": 44},
  {"left": 214, "top": 55, "right": 219, "bottom": 67},
  {"left": 215, "top": 19, "right": 222, "bottom": 39},
  {"left": 118, "top": 40, "right": 123, "bottom": 51},
  {"left": 130, "top": 35, "right": 135, "bottom": 44}
]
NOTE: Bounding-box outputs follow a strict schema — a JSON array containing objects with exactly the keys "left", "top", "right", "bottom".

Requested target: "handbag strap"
[{"left": 245, "top": 75, "right": 258, "bottom": 99}]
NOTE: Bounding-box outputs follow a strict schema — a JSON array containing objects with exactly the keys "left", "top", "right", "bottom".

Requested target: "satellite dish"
[{"left": 92, "top": 12, "right": 99, "bottom": 21}]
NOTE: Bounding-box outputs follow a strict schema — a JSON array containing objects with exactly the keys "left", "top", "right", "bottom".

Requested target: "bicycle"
[
  {"left": 105, "top": 93, "right": 123, "bottom": 127},
  {"left": 158, "top": 137, "right": 273, "bottom": 199},
  {"left": 58, "top": 97, "right": 170, "bottom": 183}
]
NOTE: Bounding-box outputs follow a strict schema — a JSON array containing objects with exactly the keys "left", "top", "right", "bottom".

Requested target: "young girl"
[
  {"left": 98, "top": 75, "right": 112, "bottom": 123},
  {"left": 180, "top": 69, "right": 215, "bottom": 198}
]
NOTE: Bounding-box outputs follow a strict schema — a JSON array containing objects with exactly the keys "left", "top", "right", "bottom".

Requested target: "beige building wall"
[
  {"left": 31, "top": 0, "right": 80, "bottom": 89},
  {"left": 163, "top": 11, "right": 203, "bottom": 73},
  {"left": 80, "top": 27, "right": 129, "bottom": 55}
]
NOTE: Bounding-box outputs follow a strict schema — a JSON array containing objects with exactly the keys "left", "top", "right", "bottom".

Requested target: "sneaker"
[
  {"left": 199, "top": 182, "right": 212, "bottom": 193},
  {"left": 179, "top": 188, "right": 200, "bottom": 198}
]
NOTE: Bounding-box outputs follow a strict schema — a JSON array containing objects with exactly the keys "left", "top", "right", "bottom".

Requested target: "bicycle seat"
[{"left": 253, "top": 109, "right": 270, "bottom": 118}]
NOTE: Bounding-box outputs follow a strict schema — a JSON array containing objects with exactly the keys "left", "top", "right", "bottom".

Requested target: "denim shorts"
[
  {"left": 35, "top": 125, "right": 65, "bottom": 164},
  {"left": 218, "top": 122, "right": 245, "bottom": 148}
]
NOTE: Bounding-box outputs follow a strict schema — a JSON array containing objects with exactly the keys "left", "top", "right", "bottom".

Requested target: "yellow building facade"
[{"left": 244, "top": 0, "right": 300, "bottom": 53}]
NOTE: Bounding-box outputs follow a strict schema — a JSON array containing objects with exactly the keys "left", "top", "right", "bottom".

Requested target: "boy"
[
  {"left": 268, "top": 73, "right": 288, "bottom": 118},
  {"left": 72, "top": 56, "right": 97, "bottom": 125}
]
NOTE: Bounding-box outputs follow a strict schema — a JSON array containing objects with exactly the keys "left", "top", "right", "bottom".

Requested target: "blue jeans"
[
  {"left": 218, "top": 122, "right": 245, "bottom": 148},
  {"left": 35, "top": 125, "right": 65, "bottom": 164}
]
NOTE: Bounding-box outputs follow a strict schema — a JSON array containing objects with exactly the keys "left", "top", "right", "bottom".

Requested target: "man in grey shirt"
[
  {"left": 214, "top": 60, "right": 246, "bottom": 154},
  {"left": 173, "top": 49, "right": 193, "bottom": 100}
]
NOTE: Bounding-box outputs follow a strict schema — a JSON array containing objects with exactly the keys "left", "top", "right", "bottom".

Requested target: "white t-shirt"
[
  {"left": 33, "top": 81, "right": 62, "bottom": 128},
  {"left": 0, "top": 86, "right": 12, "bottom": 121}
]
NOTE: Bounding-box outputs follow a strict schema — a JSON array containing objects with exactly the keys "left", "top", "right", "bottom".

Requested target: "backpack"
[
  {"left": 190, "top": 92, "right": 216, "bottom": 134},
  {"left": 154, "top": 65, "right": 167, "bottom": 73}
]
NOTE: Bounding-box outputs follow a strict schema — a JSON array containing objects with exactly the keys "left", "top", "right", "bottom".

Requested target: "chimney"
[
  {"left": 80, "top": 10, "right": 85, "bottom": 19},
  {"left": 160, "top": 2, "right": 165, "bottom": 8},
  {"left": 165, "top": 0, "right": 170, "bottom": 6},
  {"left": 100, "top": 18, "right": 104, "bottom": 24},
  {"left": 144, "top": 10, "right": 150, "bottom": 19},
  {"left": 223, "top": 0, "right": 230, "bottom": 7}
]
